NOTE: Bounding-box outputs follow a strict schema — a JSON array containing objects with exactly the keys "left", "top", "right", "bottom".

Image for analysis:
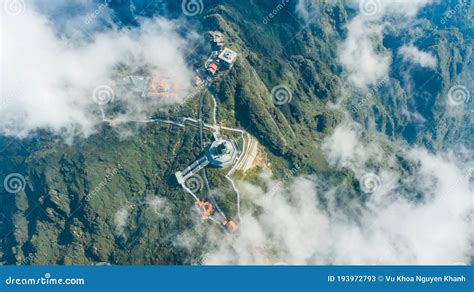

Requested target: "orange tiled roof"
[
  {"left": 224, "top": 220, "right": 238, "bottom": 233},
  {"left": 145, "top": 76, "right": 179, "bottom": 98},
  {"left": 207, "top": 63, "right": 218, "bottom": 75},
  {"left": 196, "top": 201, "right": 213, "bottom": 217}
]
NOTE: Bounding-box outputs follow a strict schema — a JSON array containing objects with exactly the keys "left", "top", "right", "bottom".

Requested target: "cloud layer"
[
  {"left": 194, "top": 1, "right": 471, "bottom": 264},
  {"left": 337, "top": 16, "right": 391, "bottom": 89},
  {"left": 1, "top": 3, "right": 195, "bottom": 139},
  {"left": 398, "top": 44, "right": 438, "bottom": 69},
  {"left": 335, "top": 0, "right": 436, "bottom": 89},
  {"left": 201, "top": 122, "right": 472, "bottom": 265}
]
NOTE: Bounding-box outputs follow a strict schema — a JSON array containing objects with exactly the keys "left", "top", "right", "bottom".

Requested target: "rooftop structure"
[
  {"left": 218, "top": 47, "right": 238, "bottom": 68},
  {"left": 206, "top": 138, "right": 238, "bottom": 168},
  {"left": 193, "top": 75, "right": 203, "bottom": 86},
  {"left": 209, "top": 31, "right": 225, "bottom": 49},
  {"left": 223, "top": 220, "right": 238, "bottom": 233},
  {"left": 117, "top": 75, "right": 148, "bottom": 87},
  {"left": 142, "top": 76, "right": 179, "bottom": 99},
  {"left": 115, "top": 75, "right": 149, "bottom": 97},
  {"left": 175, "top": 137, "right": 239, "bottom": 186},
  {"left": 207, "top": 63, "right": 218, "bottom": 75},
  {"left": 196, "top": 201, "right": 213, "bottom": 217},
  {"left": 175, "top": 155, "right": 210, "bottom": 185}
]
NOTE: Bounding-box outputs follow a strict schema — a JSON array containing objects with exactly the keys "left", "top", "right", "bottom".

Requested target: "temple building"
[
  {"left": 141, "top": 75, "right": 179, "bottom": 99},
  {"left": 206, "top": 138, "right": 238, "bottom": 168},
  {"left": 218, "top": 47, "right": 238, "bottom": 68}
]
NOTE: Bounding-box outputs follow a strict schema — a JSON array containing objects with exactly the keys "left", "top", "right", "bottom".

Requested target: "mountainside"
[{"left": 0, "top": 0, "right": 472, "bottom": 265}]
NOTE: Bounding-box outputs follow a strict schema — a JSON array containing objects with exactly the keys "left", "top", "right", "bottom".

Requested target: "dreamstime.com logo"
[
  {"left": 262, "top": 0, "right": 289, "bottom": 24},
  {"left": 359, "top": 172, "right": 381, "bottom": 194},
  {"left": 359, "top": 0, "right": 381, "bottom": 17},
  {"left": 181, "top": 0, "right": 203, "bottom": 16},
  {"left": 3, "top": 173, "right": 26, "bottom": 194},
  {"left": 351, "top": 76, "right": 389, "bottom": 114},
  {"left": 3, "top": 0, "right": 26, "bottom": 16},
  {"left": 184, "top": 174, "right": 204, "bottom": 193},
  {"left": 271, "top": 84, "right": 292, "bottom": 105},
  {"left": 83, "top": 0, "right": 111, "bottom": 25},
  {"left": 429, "top": 0, "right": 469, "bottom": 33},
  {"left": 85, "top": 164, "right": 123, "bottom": 201},
  {"left": 447, "top": 85, "right": 471, "bottom": 106},
  {"left": 92, "top": 85, "right": 115, "bottom": 105},
  {"left": 267, "top": 163, "right": 301, "bottom": 196},
  {"left": 5, "top": 273, "right": 85, "bottom": 286}
]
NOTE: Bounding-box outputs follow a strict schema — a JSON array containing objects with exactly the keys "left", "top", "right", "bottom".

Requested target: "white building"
[
  {"left": 207, "top": 138, "right": 238, "bottom": 168},
  {"left": 218, "top": 47, "right": 238, "bottom": 68}
]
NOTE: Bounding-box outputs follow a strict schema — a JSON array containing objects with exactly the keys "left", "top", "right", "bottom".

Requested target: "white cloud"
[
  {"left": 381, "top": 0, "right": 436, "bottom": 17},
  {"left": 337, "top": 16, "right": 391, "bottom": 89},
  {"left": 294, "top": 0, "right": 318, "bottom": 23},
  {"left": 147, "top": 196, "right": 172, "bottom": 218},
  {"left": 336, "top": 0, "right": 436, "bottom": 89},
  {"left": 401, "top": 107, "right": 428, "bottom": 123},
  {"left": 199, "top": 121, "right": 472, "bottom": 265},
  {"left": 399, "top": 44, "right": 438, "bottom": 69},
  {"left": 114, "top": 207, "right": 129, "bottom": 235},
  {"left": 356, "top": 0, "right": 436, "bottom": 18},
  {"left": 295, "top": 0, "right": 339, "bottom": 24},
  {"left": 297, "top": 1, "right": 438, "bottom": 90},
  {"left": 296, "top": 0, "right": 436, "bottom": 23},
  {"left": 322, "top": 121, "right": 372, "bottom": 168},
  {"left": 0, "top": 4, "right": 195, "bottom": 139}
]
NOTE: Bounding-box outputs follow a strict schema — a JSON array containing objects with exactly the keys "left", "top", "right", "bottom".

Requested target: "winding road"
[{"left": 98, "top": 90, "right": 250, "bottom": 228}]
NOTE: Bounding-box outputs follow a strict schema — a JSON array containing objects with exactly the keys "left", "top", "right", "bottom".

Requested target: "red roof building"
[
  {"left": 193, "top": 75, "right": 203, "bottom": 86},
  {"left": 196, "top": 201, "right": 213, "bottom": 218},
  {"left": 207, "top": 63, "right": 218, "bottom": 75},
  {"left": 143, "top": 76, "right": 180, "bottom": 98},
  {"left": 223, "top": 220, "right": 238, "bottom": 233}
]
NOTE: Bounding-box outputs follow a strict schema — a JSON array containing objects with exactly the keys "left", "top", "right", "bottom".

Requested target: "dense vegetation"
[{"left": 0, "top": 0, "right": 471, "bottom": 265}]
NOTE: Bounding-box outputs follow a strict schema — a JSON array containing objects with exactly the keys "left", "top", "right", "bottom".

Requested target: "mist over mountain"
[{"left": 0, "top": 0, "right": 472, "bottom": 265}]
